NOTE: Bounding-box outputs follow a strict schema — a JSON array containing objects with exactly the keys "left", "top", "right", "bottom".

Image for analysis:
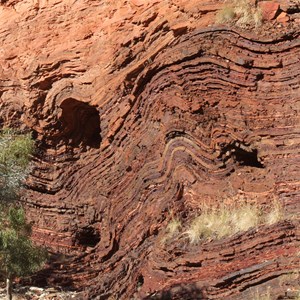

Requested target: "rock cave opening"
[
  {"left": 59, "top": 98, "right": 101, "bottom": 149},
  {"left": 75, "top": 227, "right": 100, "bottom": 248},
  {"left": 220, "top": 142, "right": 264, "bottom": 169},
  {"left": 233, "top": 147, "right": 264, "bottom": 168}
]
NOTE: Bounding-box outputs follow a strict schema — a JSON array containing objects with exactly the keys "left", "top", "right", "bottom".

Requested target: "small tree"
[
  {"left": 0, "top": 129, "right": 47, "bottom": 300},
  {"left": 0, "top": 128, "right": 34, "bottom": 201},
  {"left": 0, "top": 207, "right": 48, "bottom": 300}
]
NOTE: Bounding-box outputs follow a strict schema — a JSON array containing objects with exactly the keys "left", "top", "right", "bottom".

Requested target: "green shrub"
[
  {"left": 0, "top": 206, "right": 48, "bottom": 300},
  {"left": 0, "top": 129, "right": 34, "bottom": 201},
  {"left": 0, "top": 128, "right": 47, "bottom": 300},
  {"left": 0, "top": 129, "right": 34, "bottom": 170}
]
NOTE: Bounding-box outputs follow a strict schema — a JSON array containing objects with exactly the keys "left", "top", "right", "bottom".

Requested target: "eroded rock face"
[{"left": 0, "top": 1, "right": 299, "bottom": 299}]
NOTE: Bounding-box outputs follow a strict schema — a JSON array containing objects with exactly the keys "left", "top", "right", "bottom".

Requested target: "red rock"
[
  {"left": 258, "top": 1, "right": 280, "bottom": 20},
  {"left": 276, "top": 11, "right": 290, "bottom": 24},
  {"left": 171, "top": 21, "right": 189, "bottom": 36}
]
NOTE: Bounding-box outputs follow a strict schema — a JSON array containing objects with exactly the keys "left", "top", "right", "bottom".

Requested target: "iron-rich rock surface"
[{"left": 0, "top": 0, "right": 299, "bottom": 299}]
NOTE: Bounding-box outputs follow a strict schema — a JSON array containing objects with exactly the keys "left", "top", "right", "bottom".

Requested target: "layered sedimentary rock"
[{"left": 0, "top": 0, "right": 299, "bottom": 299}]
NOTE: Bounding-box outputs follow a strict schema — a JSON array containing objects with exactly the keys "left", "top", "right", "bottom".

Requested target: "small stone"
[
  {"left": 171, "top": 22, "right": 189, "bottom": 36},
  {"left": 276, "top": 11, "right": 290, "bottom": 24},
  {"left": 29, "top": 286, "right": 44, "bottom": 292},
  {"left": 258, "top": 1, "right": 280, "bottom": 21}
]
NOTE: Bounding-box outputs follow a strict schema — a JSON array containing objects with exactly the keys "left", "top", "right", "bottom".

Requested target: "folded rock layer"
[{"left": 0, "top": 0, "right": 299, "bottom": 299}]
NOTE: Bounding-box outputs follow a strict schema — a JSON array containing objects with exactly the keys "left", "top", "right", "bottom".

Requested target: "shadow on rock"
[{"left": 143, "top": 283, "right": 205, "bottom": 300}]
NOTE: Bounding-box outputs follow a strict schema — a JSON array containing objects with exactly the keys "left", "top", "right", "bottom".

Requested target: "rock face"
[{"left": 0, "top": 0, "right": 299, "bottom": 299}]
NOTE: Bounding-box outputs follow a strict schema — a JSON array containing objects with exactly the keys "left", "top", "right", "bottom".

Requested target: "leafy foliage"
[
  {"left": 0, "top": 207, "right": 47, "bottom": 280},
  {"left": 0, "top": 128, "right": 47, "bottom": 299},
  {"left": 0, "top": 129, "right": 34, "bottom": 201}
]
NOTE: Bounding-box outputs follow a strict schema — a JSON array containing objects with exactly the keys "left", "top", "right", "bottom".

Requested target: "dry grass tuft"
[
  {"left": 216, "top": 0, "right": 262, "bottom": 28},
  {"left": 264, "top": 199, "right": 284, "bottom": 225},
  {"left": 184, "top": 200, "right": 284, "bottom": 244},
  {"left": 253, "top": 286, "right": 272, "bottom": 300},
  {"left": 185, "top": 207, "right": 232, "bottom": 244},
  {"left": 161, "top": 218, "right": 182, "bottom": 244},
  {"left": 166, "top": 218, "right": 182, "bottom": 236},
  {"left": 216, "top": 5, "right": 235, "bottom": 24},
  {"left": 231, "top": 203, "right": 261, "bottom": 231}
]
